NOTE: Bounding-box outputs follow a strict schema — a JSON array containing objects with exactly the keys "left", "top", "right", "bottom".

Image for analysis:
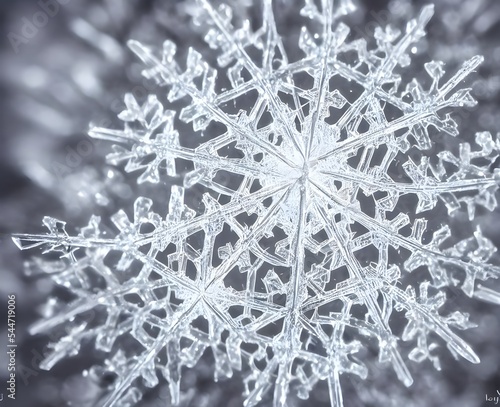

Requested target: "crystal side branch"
[{"left": 13, "top": 1, "right": 500, "bottom": 406}]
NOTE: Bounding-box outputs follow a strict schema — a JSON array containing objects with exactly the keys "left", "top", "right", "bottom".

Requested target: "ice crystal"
[{"left": 14, "top": 1, "right": 500, "bottom": 406}]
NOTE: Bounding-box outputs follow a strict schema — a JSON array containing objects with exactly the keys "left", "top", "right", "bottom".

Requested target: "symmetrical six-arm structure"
[{"left": 14, "top": 1, "right": 500, "bottom": 406}]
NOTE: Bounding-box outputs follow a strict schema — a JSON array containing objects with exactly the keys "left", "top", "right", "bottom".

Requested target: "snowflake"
[{"left": 14, "top": 1, "right": 500, "bottom": 406}]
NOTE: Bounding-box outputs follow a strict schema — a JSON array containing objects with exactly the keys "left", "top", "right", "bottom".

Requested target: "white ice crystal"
[{"left": 14, "top": 1, "right": 500, "bottom": 406}]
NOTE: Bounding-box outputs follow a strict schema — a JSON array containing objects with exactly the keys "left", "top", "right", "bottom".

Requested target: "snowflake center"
[
  {"left": 300, "top": 162, "right": 310, "bottom": 181},
  {"left": 296, "top": 156, "right": 322, "bottom": 185}
]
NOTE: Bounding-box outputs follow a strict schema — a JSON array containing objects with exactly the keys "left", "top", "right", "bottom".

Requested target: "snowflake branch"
[
  {"left": 310, "top": 179, "right": 500, "bottom": 281},
  {"left": 313, "top": 55, "right": 483, "bottom": 163},
  {"left": 317, "top": 167, "right": 497, "bottom": 195},
  {"left": 198, "top": 0, "right": 306, "bottom": 157},
  {"left": 312, "top": 200, "right": 413, "bottom": 386},
  {"left": 385, "top": 285, "right": 480, "bottom": 363},
  {"left": 128, "top": 40, "right": 299, "bottom": 169}
]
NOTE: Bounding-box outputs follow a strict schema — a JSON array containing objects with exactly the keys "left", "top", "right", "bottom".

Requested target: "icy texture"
[{"left": 14, "top": 1, "right": 500, "bottom": 406}]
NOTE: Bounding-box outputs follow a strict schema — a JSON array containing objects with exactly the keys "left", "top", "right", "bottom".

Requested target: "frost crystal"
[{"left": 14, "top": 1, "right": 500, "bottom": 406}]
